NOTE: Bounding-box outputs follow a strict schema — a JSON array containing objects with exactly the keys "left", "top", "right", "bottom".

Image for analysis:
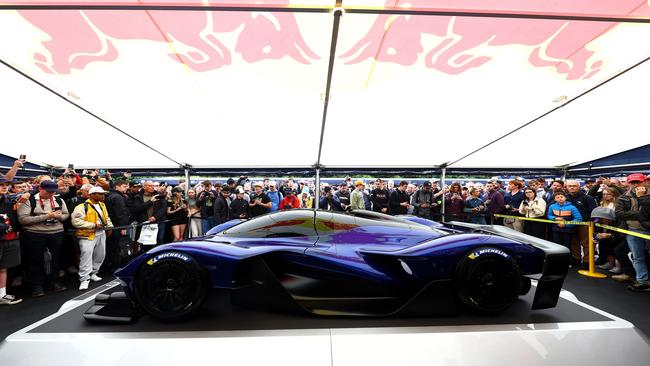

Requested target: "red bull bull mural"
[
  {"left": 8, "top": 0, "right": 650, "bottom": 79},
  {"left": 16, "top": 6, "right": 320, "bottom": 74},
  {"left": 341, "top": 0, "right": 650, "bottom": 80}
]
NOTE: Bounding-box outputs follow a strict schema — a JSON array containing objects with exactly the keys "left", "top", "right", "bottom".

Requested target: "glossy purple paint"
[{"left": 115, "top": 210, "right": 547, "bottom": 293}]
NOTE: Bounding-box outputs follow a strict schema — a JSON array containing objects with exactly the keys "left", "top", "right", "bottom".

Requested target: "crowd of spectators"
[{"left": 1, "top": 158, "right": 649, "bottom": 307}]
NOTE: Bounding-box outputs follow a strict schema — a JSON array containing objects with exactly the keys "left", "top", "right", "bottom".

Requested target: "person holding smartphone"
[
  {"left": 519, "top": 187, "right": 547, "bottom": 239},
  {"left": 0, "top": 157, "right": 26, "bottom": 184},
  {"left": 17, "top": 180, "right": 69, "bottom": 297}
]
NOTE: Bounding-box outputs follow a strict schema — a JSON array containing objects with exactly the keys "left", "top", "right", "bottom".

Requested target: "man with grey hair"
[{"left": 565, "top": 180, "right": 597, "bottom": 266}]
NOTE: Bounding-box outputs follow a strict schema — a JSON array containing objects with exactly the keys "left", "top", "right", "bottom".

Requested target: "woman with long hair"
[
  {"left": 444, "top": 182, "right": 465, "bottom": 221},
  {"left": 519, "top": 186, "right": 546, "bottom": 239},
  {"left": 167, "top": 187, "right": 188, "bottom": 241},
  {"left": 599, "top": 187, "right": 619, "bottom": 209}
]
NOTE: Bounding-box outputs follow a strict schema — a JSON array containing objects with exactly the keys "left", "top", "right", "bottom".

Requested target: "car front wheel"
[
  {"left": 135, "top": 253, "right": 207, "bottom": 320},
  {"left": 455, "top": 247, "right": 522, "bottom": 314}
]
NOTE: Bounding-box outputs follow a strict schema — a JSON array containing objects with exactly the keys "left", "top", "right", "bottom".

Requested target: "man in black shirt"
[
  {"left": 214, "top": 186, "right": 231, "bottom": 225},
  {"left": 103, "top": 180, "right": 130, "bottom": 272},
  {"left": 229, "top": 188, "right": 248, "bottom": 220},
  {"left": 371, "top": 179, "right": 390, "bottom": 213},
  {"left": 197, "top": 180, "right": 217, "bottom": 233},
  {"left": 389, "top": 181, "right": 411, "bottom": 215},
  {"left": 249, "top": 182, "right": 272, "bottom": 218},
  {"left": 335, "top": 183, "right": 351, "bottom": 211}
]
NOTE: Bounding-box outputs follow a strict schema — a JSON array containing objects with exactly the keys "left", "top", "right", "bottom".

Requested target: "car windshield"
[{"left": 220, "top": 210, "right": 317, "bottom": 238}]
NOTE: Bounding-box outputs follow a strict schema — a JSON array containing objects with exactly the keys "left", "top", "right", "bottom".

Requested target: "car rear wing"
[{"left": 447, "top": 221, "right": 570, "bottom": 310}]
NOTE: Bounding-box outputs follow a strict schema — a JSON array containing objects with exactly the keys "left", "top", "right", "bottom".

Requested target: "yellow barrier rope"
[
  {"left": 594, "top": 223, "right": 650, "bottom": 240},
  {"left": 494, "top": 214, "right": 650, "bottom": 240},
  {"left": 493, "top": 214, "right": 589, "bottom": 226}
]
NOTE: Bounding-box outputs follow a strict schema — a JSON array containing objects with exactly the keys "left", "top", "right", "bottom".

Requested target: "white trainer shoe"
[
  {"left": 0, "top": 294, "right": 22, "bottom": 305},
  {"left": 79, "top": 280, "right": 90, "bottom": 291},
  {"left": 90, "top": 274, "right": 102, "bottom": 282}
]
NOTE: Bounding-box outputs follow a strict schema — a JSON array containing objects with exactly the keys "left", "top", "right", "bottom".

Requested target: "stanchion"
[
  {"left": 494, "top": 214, "right": 607, "bottom": 279},
  {"left": 578, "top": 221, "right": 607, "bottom": 279}
]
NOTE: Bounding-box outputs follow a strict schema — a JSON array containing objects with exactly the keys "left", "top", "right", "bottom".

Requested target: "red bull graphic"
[
  {"left": 17, "top": 7, "right": 320, "bottom": 74},
  {"left": 11, "top": 0, "right": 650, "bottom": 78},
  {"left": 340, "top": 0, "right": 650, "bottom": 80}
]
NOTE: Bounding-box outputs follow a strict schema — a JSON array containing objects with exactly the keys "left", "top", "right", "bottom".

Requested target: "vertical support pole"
[
  {"left": 441, "top": 167, "right": 447, "bottom": 222},
  {"left": 184, "top": 167, "right": 190, "bottom": 197},
  {"left": 562, "top": 168, "right": 567, "bottom": 182},
  {"left": 314, "top": 167, "right": 321, "bottom": 209},
  {"left": 578, "top": 221, "right": 606, "bottom": 278}
]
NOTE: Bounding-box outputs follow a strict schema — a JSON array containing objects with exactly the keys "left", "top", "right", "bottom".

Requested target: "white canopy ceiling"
[{"left": 1, "top": 1, "right": 649, "bottom": 170}]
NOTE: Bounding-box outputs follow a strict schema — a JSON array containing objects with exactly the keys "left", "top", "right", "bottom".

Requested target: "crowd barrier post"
[{"left": 578, "top": 221, "right": 607, "bottom": 279}]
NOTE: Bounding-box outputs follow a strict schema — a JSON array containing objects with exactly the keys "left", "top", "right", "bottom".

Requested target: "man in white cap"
[{"left": 71, "top": 186, "right": 113, "bottom": 290}]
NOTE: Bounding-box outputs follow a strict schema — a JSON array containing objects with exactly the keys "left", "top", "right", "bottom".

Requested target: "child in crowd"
[{"left": 547, "top": 191, "right": 583, "bottom": 265}]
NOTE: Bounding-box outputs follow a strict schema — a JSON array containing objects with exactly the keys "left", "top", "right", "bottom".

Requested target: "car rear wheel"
[
  {"left": 455, "top": 247, "right": 522, "bottom": 314},
  {"left": 135, "top": 254, "right": 207, "bottom": 320}
]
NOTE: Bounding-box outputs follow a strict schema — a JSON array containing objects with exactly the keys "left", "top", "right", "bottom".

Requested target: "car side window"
[{"left": 223, "top": 211, "right": 317, "bottom": 238}]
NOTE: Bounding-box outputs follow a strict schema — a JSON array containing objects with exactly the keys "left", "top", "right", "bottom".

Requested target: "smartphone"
[
  {"left": 19, "top": 154, "right": 26, "bottom": 160},
  {"left": 68, "top": 164, "right": 74, "bottom": 170}
]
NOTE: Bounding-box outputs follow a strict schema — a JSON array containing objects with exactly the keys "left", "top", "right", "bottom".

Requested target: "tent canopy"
[
  {"left": 1, "top": 1, "right": 649, "bottom": 170},
  {"left": 568, "top": 144, "right": 650, "bottom": 177}
]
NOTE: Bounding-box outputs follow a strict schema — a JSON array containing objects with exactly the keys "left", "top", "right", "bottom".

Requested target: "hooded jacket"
[{"left": 547, "top": 201, "right": 583, "bottom": 232}]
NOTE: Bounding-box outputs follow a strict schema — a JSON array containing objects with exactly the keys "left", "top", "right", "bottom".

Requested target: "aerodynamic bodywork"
[{"left": 111, "top": 209, "right": 570, "bottom": 320}]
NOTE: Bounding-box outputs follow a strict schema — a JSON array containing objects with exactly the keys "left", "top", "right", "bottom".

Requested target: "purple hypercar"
[{"left": 110, "top": 209, "right": 570, "bottom": 321}]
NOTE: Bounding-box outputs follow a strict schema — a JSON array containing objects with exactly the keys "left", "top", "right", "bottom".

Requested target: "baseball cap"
[
  {"left": 627, "top": 173, "right": 647, "bottom": 183},
  {"left": 40, "top": 180, "right": 58, "bottom": 193},
  {"left": 423, "top": 181, "right": 432, "bottom": 187},
  {"left": 129, "top": 181, "right": 142, "bottom": 187},
  {"left": 89, "top": 186, "right": 106, "bottom": 195},
  {"left": 355, "top": 180, "right": 365, "bottom": 187}
]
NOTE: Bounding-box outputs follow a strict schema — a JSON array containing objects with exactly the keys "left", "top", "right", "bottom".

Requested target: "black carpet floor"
[{"left": 1, "top": 269, "right": 648, "bottom": 341}]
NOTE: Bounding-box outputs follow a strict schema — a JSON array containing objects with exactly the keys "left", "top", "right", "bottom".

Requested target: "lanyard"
[{"left": 39, "top": 196, "right": 55, "bottom": 211}]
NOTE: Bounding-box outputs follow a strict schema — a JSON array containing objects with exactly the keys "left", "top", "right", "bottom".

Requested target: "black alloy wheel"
[
  {"left": 135, "top": 255, "right": 206, "bottom": 320},
  {"left": 455, "top": 248, "right": 522, "bottom": 314}
]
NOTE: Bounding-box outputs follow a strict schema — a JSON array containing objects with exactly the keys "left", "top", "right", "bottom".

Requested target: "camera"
[
  {"left": 68, "top": 164, "right": 74, "bottom": 170},
  {"left": 19, "top": 154, "right": 26, "bottom": 160}
]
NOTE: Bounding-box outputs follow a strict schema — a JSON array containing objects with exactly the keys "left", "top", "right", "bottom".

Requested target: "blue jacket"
[
  {"left": 547, "top": 201, "right": 583, "bottom": 232},
  {"left": 319, "top": 195, "right": 342, "bottom": 211}
]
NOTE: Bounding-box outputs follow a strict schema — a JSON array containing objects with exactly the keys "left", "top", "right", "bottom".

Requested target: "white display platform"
[{"left": 1, "top": 280, "right": 649, "bottom": 366}]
